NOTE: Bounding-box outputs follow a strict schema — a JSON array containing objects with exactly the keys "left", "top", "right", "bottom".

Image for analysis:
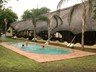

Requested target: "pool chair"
[
  {"left": 67, "top": 43, "right": 71, "bottom": 47},
  {"left": 67, "top": 43, "right": 74, "bottom": 48},
  {"left": 70, "top": 43, "right": 74, "bottom": 48},
  {"left": 67, "top": 36, "right": 76, "bottom": 48}
]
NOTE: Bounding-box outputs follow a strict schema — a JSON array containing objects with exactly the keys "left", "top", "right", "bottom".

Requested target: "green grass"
[
  {"left": 0, "top": 37, "right": 96, "bottom": 72},
  {"left": 0, "top": 37, "right": 24, "bottom": 42},
  {"left": 0, "top": 45, "right": 96, "bottom": 72}
]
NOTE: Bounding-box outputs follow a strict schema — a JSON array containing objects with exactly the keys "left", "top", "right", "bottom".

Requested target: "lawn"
[
  {"left": 0, "top": 37, "right": 24, "bottom": 42},
  {"left": 0, "top": 38, "right": 96, "bottom": 72}
]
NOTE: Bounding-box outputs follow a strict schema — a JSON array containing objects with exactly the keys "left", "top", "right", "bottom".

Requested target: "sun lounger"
[{"left": 67, "top": 43, "right": 74, "bottom": 48}]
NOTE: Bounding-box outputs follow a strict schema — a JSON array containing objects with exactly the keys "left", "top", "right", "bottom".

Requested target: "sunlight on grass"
[
  {"left": 0, "top": 44, "right": 96, "bottom": 72},
  {"left": 0, "top": 37, "right": 24, "bottom": 42}
]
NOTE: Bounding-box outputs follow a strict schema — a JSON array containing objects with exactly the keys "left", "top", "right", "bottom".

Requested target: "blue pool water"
[{"left": 12, "top": 43, "right": 70, "bottom": 55}]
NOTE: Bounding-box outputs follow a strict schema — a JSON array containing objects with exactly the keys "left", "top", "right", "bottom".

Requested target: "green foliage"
[
  {"left": 0, "top": 0, "right": 18, "bottom": 31},
  {"left": 39, "top": 7, "right": 50, "bottom": 14},
  {"left": 0, "top": 37, "right": 24, "bottom": 42},
  {"left": 21, "top": 10, "right": 32, "bottom": 20},
  {"left": 22, "top": 7, "right": 50, "bottom": 41},
  {"left": 22, "top": 7, "right": 50, "bottom": 26},
  {"left": 22, "top": 7, "right": 50, "bottom": 21},
  {"left": 0, "top": 0, "right": 8, "bottom": 9},
  {"left": 0, "top": 8, "right": 18, "bottom": 30}
]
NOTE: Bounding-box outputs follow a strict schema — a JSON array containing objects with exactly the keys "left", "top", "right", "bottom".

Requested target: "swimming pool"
[{"left": 12, "top": 43, "right": 70, "bottom": 55}]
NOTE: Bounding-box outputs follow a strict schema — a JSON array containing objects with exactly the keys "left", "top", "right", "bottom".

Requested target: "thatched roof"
[
  {"left": 11, "top": 19, "right": 34, "bottom": 31},
  {"left": 11, "top": 0, "right": 96, "bottom": 34},
  {"left": 50, "top": 1, "right": 96, "bottom": 34}
]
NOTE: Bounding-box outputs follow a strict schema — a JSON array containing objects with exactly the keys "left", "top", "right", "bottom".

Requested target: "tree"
[
  {"left": 22, "top": 10, "right": 32, "bottom": 20},
  {"left": 0, "top": 0, "right": 8, "bottom": 9},
  {"left": 0, "top": 0, "right": 18, "bottom": 34},
  {"left": 48, "top": 14, "right": 63, "bottom": 43},
  {"left": 0, "top": 8, "right": 18, "bottom": 33},
  {"left": 22, "top": 7, "right": 63, "bottom": 42},
  {"left": 22, "top": 7, "right": 50, "bottom": 41},
  {"left": 22, "top": 7, "right": 50, "bottom": 20},
  {"left": 57, "top": 0, "right": 95, "bottom": 48}
]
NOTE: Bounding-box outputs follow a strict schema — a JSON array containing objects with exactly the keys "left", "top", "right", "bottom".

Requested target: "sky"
[{"left": 5, "top": 0, "right": 81, "bottom": 19}]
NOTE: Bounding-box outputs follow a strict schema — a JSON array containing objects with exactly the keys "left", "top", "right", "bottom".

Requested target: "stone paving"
[{"left": 0, "top": 42, "right": 95, "bottom": 62}]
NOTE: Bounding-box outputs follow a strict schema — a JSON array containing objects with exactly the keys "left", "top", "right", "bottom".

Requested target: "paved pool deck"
[{"left": 0, "top": 42, "right": 96, "bottom": 63}]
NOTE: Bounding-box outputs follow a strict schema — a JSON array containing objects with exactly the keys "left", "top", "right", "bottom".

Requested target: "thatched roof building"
[
  {"left": 11, "top": 0, "right": 96, "bottom": 34},
  {"left": 11, "top": 19, "right": 34, "bottom": 31},
  {"left": 10, "top": 0, "right": 96, "bottom": 45},
  {"left": 50, "top": 1, "right": 96, "bottom": 34}
]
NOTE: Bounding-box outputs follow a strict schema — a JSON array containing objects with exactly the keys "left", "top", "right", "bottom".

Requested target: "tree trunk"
[
  {"left": 81, "top": 1, "right": 86, "bottom": 49},
  {"left": 4, "top": 18, "right": 7, "bottom": 36},
  {"left": 81, "top": 18, "right": 85, "bottom": 49},
  {"left": 33, "top": 25, "right": 36, "bottom": 42},
  {"left": 48, "top": 21, "right": 50, "bottom": 43}
]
